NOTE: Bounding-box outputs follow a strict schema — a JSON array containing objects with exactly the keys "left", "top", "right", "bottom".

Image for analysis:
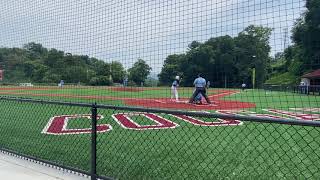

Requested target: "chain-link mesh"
[
  {"left": 0, "top": 0, "right": 318, "bottom": 114},
  {"left": 97, "top": 110, "right": 320, "bottom": 179},
  {"left": 0, "top": 97, "right": 320, "bottom": 179},
  {"left": 0, "top": 98, "right": 91, "bottom": 173},
  {"left": 96, "top": 109, "right": 320, "bottom": 179},
  {"left": 0, "top": 0, "right": 320, "bottom": 179}
]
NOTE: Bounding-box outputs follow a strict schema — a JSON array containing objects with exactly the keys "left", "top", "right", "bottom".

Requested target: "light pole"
[
  {"left": 0, "top": 63, "right": 5, "bottom": 82},
  {"left": 109, "top": 64, "right": 112, "bottom": 82},
  {"left": 252, "top": 55, "right": 256, "bottom": 89},
  {"left": 86, "top": 68, "right": 89, "bottom": 82}
]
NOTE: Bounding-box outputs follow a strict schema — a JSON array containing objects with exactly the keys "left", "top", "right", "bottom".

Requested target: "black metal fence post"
[{"left": 91, "top": 103, "right": 97, "bottom": 180}]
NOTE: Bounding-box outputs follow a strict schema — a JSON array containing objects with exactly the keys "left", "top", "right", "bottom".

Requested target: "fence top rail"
[{"left": 1, "top": 96, "right": 320, "bottom": 127}]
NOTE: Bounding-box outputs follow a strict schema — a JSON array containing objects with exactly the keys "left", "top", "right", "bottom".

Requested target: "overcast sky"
[{"left": 0, "top": 0, "right": 305, "bottom": 74}]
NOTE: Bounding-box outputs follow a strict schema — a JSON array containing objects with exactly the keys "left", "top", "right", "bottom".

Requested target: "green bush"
[
  {"left": 89, "top": 76, "right": 113, "bottom": 86},
  {"left": 265, "top": 72, "right": 298, "bottom": 85},
  {"left": 127, "top": 81, "right": 137, "bottom": 87}
]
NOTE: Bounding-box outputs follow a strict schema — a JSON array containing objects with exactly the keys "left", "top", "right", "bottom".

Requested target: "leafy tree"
[
  {"left": 292, "top": 0, "right": 320, "bottom": 70},
  {"left": 0, "top": 43, "right": 126, "bottom": 85},
  {"left": 145, "top": 77, "right": 159, "bottom": 87},
  {"left": 158, "top": 25, "right": 272, "bottom": 88},
  {"left": 235, "top": 25, "right": 272, "bottom": 87},
  {"left": 180, "top": 43, "right": 215, "bottom": 86},
  {"left": 24, "top": 42, "right": 48, "bottom": 60},
  {"left": 44, "top": 48, "right": 64, "bottom": 68},
  {"left": 23, "top": 60, "right": 48, "bottom": 82},
  {"left": 128, "top": 59, "right": 152, "bottom": 85},
  {"left": 89, "top": 76, "right": 112, "bottom": 86},
  {"left": 266, "top": 0, "right": 320, "bottom": 84},
  {"left": 43, "top": 71, "right": 61, "bottom": 83},
  {"left": 158, "top": 54, "right": 185, "bottom": 85},
  {"left": 110, "top": 61, "right": 126, "bottom": 83},
  {"left": 188, "top": 41, "right": 202, "bottom": 49}
]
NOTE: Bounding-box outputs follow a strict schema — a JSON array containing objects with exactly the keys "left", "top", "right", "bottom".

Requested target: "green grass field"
[{"left": 0, "top": 86, "right": 320, "bottom": 179}]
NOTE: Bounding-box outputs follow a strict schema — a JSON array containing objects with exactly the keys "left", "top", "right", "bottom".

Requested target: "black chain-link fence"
[
  {"left": 264, "top": 84, "right": 320, "bottom": 96},
  {"left": 1, "top": 96, "right": 320, "bottom": 179},
  {"left": 1, "top": 0, "right": 320, "bottom": 179}
]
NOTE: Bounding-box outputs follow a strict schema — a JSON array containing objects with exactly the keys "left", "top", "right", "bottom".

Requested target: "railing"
[{"left": 264, "top": 84, "right": 320, "bottom": 95}]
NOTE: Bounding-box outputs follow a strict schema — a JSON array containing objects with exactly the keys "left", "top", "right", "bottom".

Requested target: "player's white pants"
[{"left": 171, "top": 86, "right": 179, "bottom": 101}]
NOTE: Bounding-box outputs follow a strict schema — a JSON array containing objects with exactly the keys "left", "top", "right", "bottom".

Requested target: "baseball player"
[
  {"left": 241, "top": 83, "right": 246, "bottom": 91},
  {"left": 171, "top": 76, "right": 180, "bottom": 102},
  {"left": 123, "top": 77, "right": 128, "bottom": 87},
  {"left": 189, "top": 74, "right": 211, "bottom": 104},
  {"left": 58, "top": 80, "right": 64, "bottom": 88}
]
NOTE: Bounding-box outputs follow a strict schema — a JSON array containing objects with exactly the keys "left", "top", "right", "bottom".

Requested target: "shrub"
[{"left": 89, "top": 76, "right": 113, "bottom": 86}]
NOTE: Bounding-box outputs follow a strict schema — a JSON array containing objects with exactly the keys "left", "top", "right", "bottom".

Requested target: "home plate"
[
  {"left": 176, "top": 100, "right": 189, "bottom": 103},
  {"left": 176, "top": 101, "right": 218, "bottom": 106},
  {"left": 154, "top": 100, "right": 167, "bottom": 103},
  {"left": 193, "top": 103, "right": 217, "bottom": 107}
]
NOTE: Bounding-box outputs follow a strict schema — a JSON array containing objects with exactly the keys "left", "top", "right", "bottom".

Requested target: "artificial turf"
[{"left": 0, "top": 86, "right": 319, "bottom": 179}]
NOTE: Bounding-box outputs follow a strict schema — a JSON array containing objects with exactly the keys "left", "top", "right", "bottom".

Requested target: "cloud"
[{"left": 0, "top": 0, "right": 305, "bottom": 73}]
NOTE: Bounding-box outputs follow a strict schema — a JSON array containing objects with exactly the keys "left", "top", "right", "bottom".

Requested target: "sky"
[{"left": 0, "top": 0, "right": 306, "bottom": 74}]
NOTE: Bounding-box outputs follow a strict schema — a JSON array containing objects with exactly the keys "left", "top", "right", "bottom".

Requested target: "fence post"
[{"left": 91, "top": 103, "right": 97, "bottom": 180}]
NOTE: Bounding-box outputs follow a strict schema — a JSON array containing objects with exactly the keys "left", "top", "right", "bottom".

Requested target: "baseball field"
[{"left": 0, "top": 85, "right": 320, "bottom": 179}]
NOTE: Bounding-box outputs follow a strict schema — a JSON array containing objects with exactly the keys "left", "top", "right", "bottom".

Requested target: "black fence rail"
[
  {"left": 293, "top": 85, "right": 320, "bottom": 96},
  {"left": 264, "top": 84, "right": 320, "bottom": 96},
  {"left": 1, "top": 96, "right": 320, "bottom": 179}
]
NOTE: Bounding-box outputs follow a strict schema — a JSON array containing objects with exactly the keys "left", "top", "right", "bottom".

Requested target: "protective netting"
[
  {"left": 1, "top": 0, "right": 319, "bottom": 113},
  {"left": 1, "top": 0, "right": 320, "bottom": 179}
]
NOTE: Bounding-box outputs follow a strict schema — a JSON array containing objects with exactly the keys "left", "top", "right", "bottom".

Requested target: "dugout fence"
[
  {"left": 264, "top": 84, "right": 320, "bottom": 96},
  {"left": 1, "top": 96, "right": 320, "bottom": 179}
]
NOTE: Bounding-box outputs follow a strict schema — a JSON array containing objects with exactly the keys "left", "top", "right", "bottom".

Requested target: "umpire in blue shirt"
[{"left": 189, "top": 74, "right": 212, "bottom": 104}]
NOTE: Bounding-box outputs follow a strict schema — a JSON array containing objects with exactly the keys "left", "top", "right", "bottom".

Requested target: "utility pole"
[
  {"left": 252, "top": 55, "right": 256, "bottom": 89},
  {"left": 109, "top": 63, "right": 112, "bottom": 82}
]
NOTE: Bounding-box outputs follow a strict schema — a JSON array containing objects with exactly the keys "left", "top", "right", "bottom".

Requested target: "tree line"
[
  {"left": 0, "top": 43, "right": 152, "bottom": 86},
  {"left": 267, "top": 0, "right": 320, "bottom": 85},
  {"left": 158, "top": 0, "right": 320, "bottom": 87},
  {"left": 158, "top": 25, "right": 272, "bottom": 88},
  {"left": 1, "top": 0, "right": 318, "bottom": 88}
]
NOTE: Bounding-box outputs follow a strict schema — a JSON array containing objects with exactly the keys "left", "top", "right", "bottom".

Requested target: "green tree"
[
  {"left": 158, "top": 26, "right": 272, "bottom": 87},
  {"left": 0, "top": 43, "right": 126, "bottom": 84},
  {"left": 158, "top": 54, "right": 185, "bottom": 85},
  {"left": 23, "top": 42, "right": 48, "bottom": 60},
  {"left": 188, "top": 41, "right": 202, "bottom": 49},
  {"left": 128, "top": 59, "right": 152, "bottom": 85},
  {"left": 89, "top": 76, "right": 112, "bottom": 86},
  {"left": 110, "top": 61, "right": 126, "bottom": 83},
  {"left": 235, "top": 25, "right": 272, "bottom": 87},
  {"left": 44, "top": 48, "right": 64, "bottom": 68},
  {"left": 23, "top": 60, "right": 48, "bottom": 82},
  {"left": 292, "top": 0, "right": 320, "bottom": 70},
  {"left": 205, "top": 35, "right": 236, "bottom": 87}
]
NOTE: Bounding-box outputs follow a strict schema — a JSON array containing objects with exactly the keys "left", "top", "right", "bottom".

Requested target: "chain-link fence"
[
  {"left": 1, "top": 96, "right": 320, "bottom": 179},
  {"left": 1, "top": 0, "right": 320, "bottom": 179},
  {"left": 0, "top": 1, "right": 319, "bottom": 114}
]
